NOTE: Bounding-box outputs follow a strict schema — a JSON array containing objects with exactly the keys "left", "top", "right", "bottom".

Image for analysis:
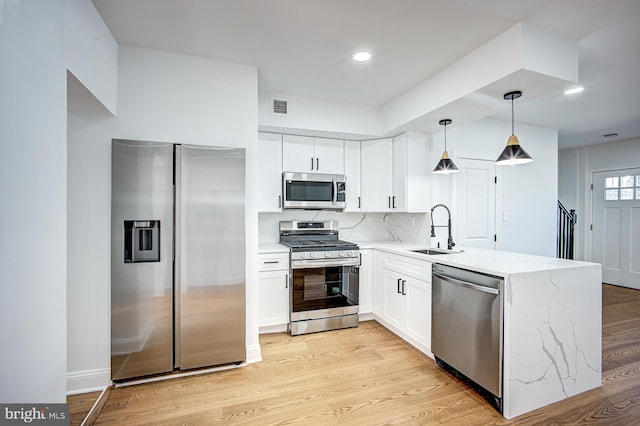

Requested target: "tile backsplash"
[{"left": 259, "top": 211, "right": 431, "bottom": 245}]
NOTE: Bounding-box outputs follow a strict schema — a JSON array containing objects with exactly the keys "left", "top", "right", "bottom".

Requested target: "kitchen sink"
[{"left": 411, "top": 248, "right": 462, "bottom": 255}]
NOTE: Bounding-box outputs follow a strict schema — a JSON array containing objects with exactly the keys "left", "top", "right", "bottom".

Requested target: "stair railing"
[{"left": 557, "top": 200, "right": 577, "bottom": 259}]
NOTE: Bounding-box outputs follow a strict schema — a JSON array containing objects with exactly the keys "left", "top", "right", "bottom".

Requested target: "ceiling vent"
[{"left": 272, "top": 98, "right": 288, "bottom": 115}]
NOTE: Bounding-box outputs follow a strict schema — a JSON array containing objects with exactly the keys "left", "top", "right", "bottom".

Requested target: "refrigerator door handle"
[{"left": 173, "top": 145, "right": 182, "bottom": 369}]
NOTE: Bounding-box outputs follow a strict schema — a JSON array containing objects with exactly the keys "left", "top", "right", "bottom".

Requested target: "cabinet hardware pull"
[
  {"left": 263, "top": 261, "right": 279, "bottom": 264},
  {"left": 402, "top": 279, "right": 406, "bottom": 295},
  {"left": 388, "top": 196, "right": 391, "bottom": 208},
  {"left": 316, "top": 157, "right": 319, "bottom": 170},
  {"left": 392, "top": 196, "right": 396, "bottom": 209},
  {"left": 278, "top": 195, "right": 281, "bottom": 208},
  {"left": 285, "top": 274, "right": 288, "bottom": 289},
  {"left": 311, "top": 157, "right": 314, "bottom": 170},
  {"left": 397, "top": 278, "right": 401, "bottom": 294},
  {"left": 358, "top": 196, "right": 361, "bottom": 209}
]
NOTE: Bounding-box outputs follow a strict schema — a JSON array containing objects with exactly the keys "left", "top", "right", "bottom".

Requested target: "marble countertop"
[
  {"left": 258, "top": 239, "right": 600, "bottom": 277},
  {"left": 356, "top": 241, "right": 601, "bottom": 277},
  {"left": 258, "top": 243, "right": 289, "bottom": 254}
]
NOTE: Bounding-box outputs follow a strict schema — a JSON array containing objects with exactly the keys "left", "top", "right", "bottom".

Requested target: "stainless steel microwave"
[{"left": 282, "top": 172, "right": 346, "bottom": 211}]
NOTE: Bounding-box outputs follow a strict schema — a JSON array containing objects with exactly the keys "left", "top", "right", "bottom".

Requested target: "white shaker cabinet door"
[
  {"left": 344, "top": 140, "right": 362, "bottom": 211},
  {"left": 258, "top": 270, "right": 289, "bottom": 328},
  {"left": 361, "top": 138, "right": 393, "bottom": 212},
  {"left": 282, "top": 134, "right": 315, "bottom": 173},
  {"left": 313, "top": 137, "right": 344, "bottom": 175},
  {"left": 258, "top": 132, "right": 283, "bottom": 212}
]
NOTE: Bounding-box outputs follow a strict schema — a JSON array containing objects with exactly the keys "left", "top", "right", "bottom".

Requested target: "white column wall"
[{"left": 1, "top": 2, "right": 67, "bottom": 403}]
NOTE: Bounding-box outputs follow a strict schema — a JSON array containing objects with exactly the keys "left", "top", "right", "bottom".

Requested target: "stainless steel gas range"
[{"left": 279, "top": 221, "right": 360, "bottom": 335}]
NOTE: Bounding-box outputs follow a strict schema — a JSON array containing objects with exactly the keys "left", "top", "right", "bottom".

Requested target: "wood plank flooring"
[{"left": 69, "top": 283, "right": 640, "bottom": 425}]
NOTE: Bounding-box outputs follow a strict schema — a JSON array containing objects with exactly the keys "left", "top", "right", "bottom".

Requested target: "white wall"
[
  {"left": 0, "top": 1, "right": 68, "bottom": 403},
  {"left": 66, "top": 45, "right": 260, "bottom": 392},
  {"left": 559, "top": 137, "right": 640, "bottom": 261},
  {"left": 1, "top": 0, "right": 117, "bottom": 403},
  {"left": 258, "top": 92, "right": 383, "bottom": 139},
  {"left": 67, "top": 113, "right": 115, "bottom": 393},
  {"left": 431, "top": 118, "right": 558, "bottom": 257}
]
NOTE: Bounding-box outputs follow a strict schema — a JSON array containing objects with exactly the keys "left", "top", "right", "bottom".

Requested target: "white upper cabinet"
[
  {"left": 343, "top": 140, "right": 362, "bottom": 211},
  {"left": 258, "top": 132, "right": 283, "bottom": 212},
  {"left": 392, "top": 132, "right": 429, "bottom": 212},
  {"left": 282, "top": 134, "right": 344, "bottom": 174},
  {"left": 361, "top": 133, "right": 428, "bottom": 213},
  {"left": 361, "top": 138, "right": 394, "bottom": 212}
]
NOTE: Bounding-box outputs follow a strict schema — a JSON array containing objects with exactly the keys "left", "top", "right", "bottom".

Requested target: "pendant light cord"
[
  {"left": 511, "top": 96, "right": 515, "bottom": 136},
  {"left": 444, "top": 123, "right": 447, "bottom": 151}
]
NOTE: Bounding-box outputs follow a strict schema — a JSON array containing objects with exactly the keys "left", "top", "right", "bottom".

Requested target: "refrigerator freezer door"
[
  {"left": 111, "top": 140, "right": 174, "bottom": 381},
  {"left": 176, "top": 145, "right": 246, "bottom": 370}
]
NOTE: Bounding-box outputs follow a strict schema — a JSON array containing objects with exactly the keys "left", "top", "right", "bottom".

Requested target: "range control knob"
[
  {"left": 325, "top": 252, "right": 331, "bottom": 257},
  {"left": 346, "top": 250, "right": 354, "bottom": 257},
  {"left": 308, "top": 252, "right": 315, "bottom": 258},
  {"left": 299, "top": 252, "right": 307, "bottom": 259},
  {"left": 339, "top": 251, "right": 346, "bottom": 257}
]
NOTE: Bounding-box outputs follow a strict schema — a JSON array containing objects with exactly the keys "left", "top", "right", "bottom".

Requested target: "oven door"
[{"left": 290, "top": 262, "right": 359, "bottom": 321}]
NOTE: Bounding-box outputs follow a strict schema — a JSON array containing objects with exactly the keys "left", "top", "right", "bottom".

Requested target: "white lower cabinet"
[
  {"left": 358, "top": 249, "right": 372, "bottom": 315},
  {"left": 258, "top": 253, "right": 289, "bottom": 332},
  {"left": 373, "top": 251, "right": 431, "bottom": 354}
]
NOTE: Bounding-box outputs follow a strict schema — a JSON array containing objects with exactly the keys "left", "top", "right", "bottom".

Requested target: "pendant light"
[
  {"left": 433, "top": 119, "right": 459, "bottom": 174},
  {"left": 495, "top": 90, "right": 533, "bottom": 166}
]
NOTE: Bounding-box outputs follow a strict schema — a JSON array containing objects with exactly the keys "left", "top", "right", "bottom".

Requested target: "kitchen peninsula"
[{"left": 365, "top": 243, "right": 602, "bottom": 419}]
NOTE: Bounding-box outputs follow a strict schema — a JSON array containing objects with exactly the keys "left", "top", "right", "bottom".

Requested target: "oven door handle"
[{"left": 291, "top": 258, "right": 360, "bottom": 269}]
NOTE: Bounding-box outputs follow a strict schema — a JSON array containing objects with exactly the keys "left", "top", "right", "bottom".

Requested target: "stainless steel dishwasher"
[{"left": 431, "top": 263, "right": 504, "bottom": 413}]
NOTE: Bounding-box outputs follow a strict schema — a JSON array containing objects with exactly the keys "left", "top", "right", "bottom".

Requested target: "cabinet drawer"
[
  {"left": 258, "top": 253, "right": 289, "bottom": 271},
  {"left": 382, "top": 253, "right": 431, "bottom": 281}
]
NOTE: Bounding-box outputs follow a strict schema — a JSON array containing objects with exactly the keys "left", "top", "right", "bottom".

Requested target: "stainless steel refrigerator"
[{"left": 111, "top": 140, "right": 246, "bottom": 381}]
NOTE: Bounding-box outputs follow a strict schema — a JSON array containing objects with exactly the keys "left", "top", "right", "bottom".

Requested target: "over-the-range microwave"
[{"left": 282, "top": 172, "right": 346, "bottom": 211}]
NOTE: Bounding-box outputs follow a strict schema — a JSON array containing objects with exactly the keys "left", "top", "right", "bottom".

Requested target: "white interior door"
[
  {"left": 592, "top": 169, "right": 640, "bottom": 289},
  {"left": 455, "top": 158, "right": 496, "bottom": 249}
]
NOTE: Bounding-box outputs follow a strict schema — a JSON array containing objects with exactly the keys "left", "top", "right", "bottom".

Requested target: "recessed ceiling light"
[
  {"left": 353, "top": 51, "right": 371, "bottom": 62},
  {"left": 564, "top": 86, "right": 584, "bottom": 95}
]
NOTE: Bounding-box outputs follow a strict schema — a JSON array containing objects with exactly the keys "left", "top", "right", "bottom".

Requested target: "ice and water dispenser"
[{"left": 124, "top": 220, "right": 160, "bottom": 263}]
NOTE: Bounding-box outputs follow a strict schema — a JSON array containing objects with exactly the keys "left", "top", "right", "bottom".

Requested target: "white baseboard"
[
  {"left": 258, "top": 323, "right": 288, "bottom": 334},
  {"left": 246, "top": 343, "right": 262, "bottom": 364},
  {"left": 66, "top": 368, "right": 111, "bottom": 395}
]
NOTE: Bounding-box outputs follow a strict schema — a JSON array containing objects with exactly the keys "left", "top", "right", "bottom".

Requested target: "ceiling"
[{"left": 92, "top": 0, "right": 640, "bottom": 149}]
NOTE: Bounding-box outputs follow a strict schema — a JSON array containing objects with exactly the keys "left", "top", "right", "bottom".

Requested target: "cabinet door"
[
  {"left": 282, "top": 134, "right": 315, "bottom": 173},
  {"left": 404, "top": 277, "right": 430, "bottom": 349},
  {"left": 358, "top": 249, "right": 372, "bottom": 314},
  {"left": 392, "top": 134, "right": 407, "bottom": 211},
  {"left": 258, "top": 132, "right": 283, "bottom": 212},
  {"left": 372, "top": 251, "right": 384, "bottom": 315},
  {"left": 258, "top": 270, "right": 289, "bottom": 328},
  {"left": 344, "top": 140, "right": 361, "bottom": 211},
  {"left": 314, "top": 137, "right": 344, "bottom": 174},
  {"left": 361, "top": 138, "right": 393, "bottom": 212},
  {"left": 382, "top": 268, "right": 403, "bottom": 328}
]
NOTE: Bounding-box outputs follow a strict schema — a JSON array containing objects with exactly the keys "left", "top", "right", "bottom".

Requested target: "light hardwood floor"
[{"left": 69, "top": 284, "right": 640, "bottom": 425}]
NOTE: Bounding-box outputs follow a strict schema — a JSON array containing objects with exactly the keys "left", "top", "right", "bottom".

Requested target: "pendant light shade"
[
  {"left": 433, "top": 119, "right": 459, "bottom": 174},
  {"left": 495, "top": 91, "right": 533, "bottom": 166}
]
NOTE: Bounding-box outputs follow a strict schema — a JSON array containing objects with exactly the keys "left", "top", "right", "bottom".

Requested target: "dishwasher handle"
[{"left": 432, "top": 271, "right": 499, "bottom": 295}]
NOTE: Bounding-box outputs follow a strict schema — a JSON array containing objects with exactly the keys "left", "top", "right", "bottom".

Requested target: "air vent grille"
[{"left": 272, "top": 98, "right": 288, "bottom": 115}]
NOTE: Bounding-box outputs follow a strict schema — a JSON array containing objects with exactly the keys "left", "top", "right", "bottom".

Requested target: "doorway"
[
  {"left": 591, "top": 168, "right": 640, "bottom": 289},
  {"left": 454, "top": 158, "right": 497, "bottom": 250}
]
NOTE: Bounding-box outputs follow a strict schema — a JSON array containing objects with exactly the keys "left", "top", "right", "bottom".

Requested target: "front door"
[{"left": 592, "top": 168, "right": 640, "bottom": 289}]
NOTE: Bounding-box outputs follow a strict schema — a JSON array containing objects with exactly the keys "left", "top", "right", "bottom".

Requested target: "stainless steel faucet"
[{"left": 430, "top": 204, "right": 455, "bottom": 250}]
